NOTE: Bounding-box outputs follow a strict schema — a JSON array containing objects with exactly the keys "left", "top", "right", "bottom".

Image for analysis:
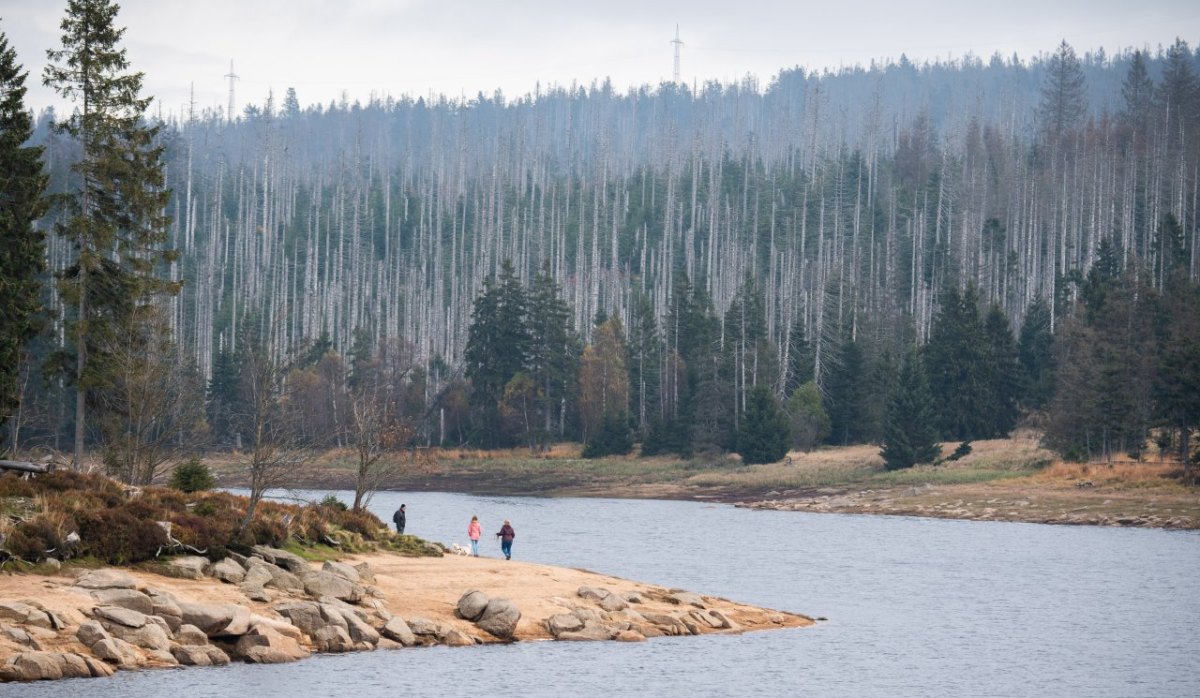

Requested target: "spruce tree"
[
  {"left": 981, "top": 304, "right": 1020, "bottom": 438},
  {"left": 925, "top": 285, "right": 989, "bottom": 440},
  {"left": 464, "top": 260, "right": 530, "bottom": 447},
  {"left": 783, "top": 318, "right": 814, "bottom": 396},
  {"left": 736, "top": 385, "right": 790, "bottom": 465},
  {"left": 1017, "top": 297, "right": 1055, "bottom": 410},
  {"left": 0, "top": 29, "right": 49, "bottom": 449},
  {"left": 881, "top": 349, "right": 941, "bottom": 470},
  {"left": 527, "top": 262, "right": 579, "bottom": 441},
  {"left": 627, "top": 292, "right": 661, "bottom": 438},
  {"left": 824, "top": 336, "right": 873, "bottom": 445},
  {"left": 44, "top": 0, "right": 177, "bottom": 468},
  {"left": 1038, "top": 40, "right": 1087, "bottom": 144}
]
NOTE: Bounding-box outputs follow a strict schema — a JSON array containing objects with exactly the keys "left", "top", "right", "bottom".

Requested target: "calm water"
[{"left": 18, "top": 491, "right": 1199, "bottom": 698}]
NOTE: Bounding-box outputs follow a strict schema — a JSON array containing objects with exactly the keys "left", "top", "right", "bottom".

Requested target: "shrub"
[
  {"left": 169, "top": 458, "right": 216, "bottom": 492},
  {"left": 319, "top": 494, "right": 348, "bottom": 511},
  {"left": 74, "top": 509, "right": 168, "bottom": 564},
  {"left": 583, "top": 413, "right": 634, "bottom": 458}
]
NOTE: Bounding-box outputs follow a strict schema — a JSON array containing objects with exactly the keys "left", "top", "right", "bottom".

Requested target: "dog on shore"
[{"left": 450, "top": 543, "right": 471, "bottom": 556}]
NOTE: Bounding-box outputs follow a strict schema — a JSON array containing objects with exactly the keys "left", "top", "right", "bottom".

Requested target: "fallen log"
[{"left": 0, "top": 460, "right": 52, "bottom": 474}]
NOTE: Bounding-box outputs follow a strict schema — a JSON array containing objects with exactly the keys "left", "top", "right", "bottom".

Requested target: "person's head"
[
  {"left": 471, "top": 515, "right": 478, "bottom": 522},
  {"left": 400, "top": 504, "right": 406, "bottom": 510},
  {"left": 504, "top": 519, "right": 510, "bottom": 525}
]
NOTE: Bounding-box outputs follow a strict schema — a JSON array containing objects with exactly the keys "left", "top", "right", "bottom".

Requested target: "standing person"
[
  {"left": 467, "top": 516, "right": 482, "bottom": 557},
  {"left": 393, "top": 504, "right": 406, "bottom": 534},
  {"left": 495, "top": 519, "right": 515, "bottom": 560}
]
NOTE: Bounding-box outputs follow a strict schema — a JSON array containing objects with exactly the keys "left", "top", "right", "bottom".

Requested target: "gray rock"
[
  {"left": 170, "top": 644, "right": 230, "bottom": 666},
  {"left": 614, "top": 629, "right": 646, "bottom": 642},
  {"left": 243, "top": 586, "right": 272, "bottom": 602},
  {"left": 0, "top": 651, "right": 97, "bottom": 681},
  {"left": 232, "top": 627, "right": 310, "bottom": 664},
  {"left": 0, "top": 601, "right": 52, "bottom": 629},
  {"left": 174, "top": 624, "right": 209, "bottom": 646},
  {"left": 545, "top": 613, "right": 584, "bottom": 636},
  {"left": 475, "top": 598, "right": 521, "bottom": 640},
  {"left": 104, "top": 617, "right": 172, "bottom": 651},
  {"left": 576, "top": 586, "right": 609, "bottom": 601},
  {"left": 42, "top": 558, "right": 63, "bottom": 572},
  {"left": 690, "top": 609, "right": 732, "bottom": 629},
  {"left": 339, "top": 609, "right": 380, "bottom": 645},
  {"left": 303, "top": 571, "right": 361, "bottom": 602},
  {"left": 75, "top": 620, "right": 110, "bottom": 648},
  {"left": 317, "top": 602, "right": 351, "bottom": 630},
  {"left": 640, "top": 612, "right": 689, "bottom": 636},
  {"left": 571, "top": 607, "right": 604, "bottom": 623},
  {"left": 242, "top": 563, "right": 274, "bottom": 589},
  {"left": 250, "top": 545, "right": 310, "bottom": 574},
  {"left": 668, "top": 591, "right": 706, "bottom": 609},
  {"left": 159, "top": 555, "right": 209, "bottom": 580},
  {"left": 621, "top": 591, "right": 644, "bottom": 604},
  {"left": 146, "top": 590, "right": 183, "bottom": 633},
  {"left": 143, "top": 648, "right": 179, "bottom": 666},
  {"left": 264, "top": 565, "right": 306, "bottom": 592},
  {"left": 75, "top": 568, "right": 138, "bottom": 590},
  {"left": 210, "top": 557, "right": 246, "bottom": 584},
  {"left": 322, "top": 560, "right": 360, "bottom": 583},
  {"left": 599, "top": 594, "right": 629, "bottom": 612},
  {"left": 80, "top": 654, "right": 116, "bottom": 677},
  {"left": 382, "top": 617, "right": 417, "bottom": 646},
  {"left": 274, "top": 601, "right": 325, "bottom": 636},
  {"left": 456, "top": 590, "right": 490, "bottom": 621},
  {"left": 90, "top": 637, "right": 140, "bottom": 667},
  {"left": 440, "top": 628, "right": 476, "bottom": 647},
  {"left": 219, "top": 606, "right": 253, "bottom": 636},
  {"left": 406, "top": 616, "right": 440, "bottom": 637},
  {"left": 92, "top": 605, "right": 147, "bottom": 628},
  {"left": 353, "top": 562, "right": 375, "bottom": 583},
  {"left": 2, "top": 626, "right": 41, "bottom": 650},
  {"left": 312, "top": 625, "right": 355, "bottom": 652},
  {"left": 90, "top": 588, "right": 154, "bottom": 615},
  {"left": 556, "top": 621, "right": 616, "bottom": 641},
  {"left": 177, "top": 601, "right": 238, "bottom": 636}
]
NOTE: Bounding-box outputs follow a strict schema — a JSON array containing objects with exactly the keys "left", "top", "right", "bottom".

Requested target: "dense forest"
[{"left": 2, "top": 0, "right": 1198, "bottom": 481}]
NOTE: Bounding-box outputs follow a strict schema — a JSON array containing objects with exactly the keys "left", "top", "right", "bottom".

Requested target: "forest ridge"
[{"left": 2, "top": 0, "right": 1199, "bottom": 479}]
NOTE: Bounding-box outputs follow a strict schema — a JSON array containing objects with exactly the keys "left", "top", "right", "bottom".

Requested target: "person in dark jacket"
[
  {"left": 495, "top": 520, "right": 515, "bottom": 560},
  {"left": 392, "top": 504, "right": 406, "bottom": 533}
]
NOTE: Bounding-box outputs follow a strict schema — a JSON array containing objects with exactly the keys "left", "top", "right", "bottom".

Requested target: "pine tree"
[
  {"left": 736, "top": 385, "right": 790, "bottom": 465},
  {"left": 881, "top": 349, "right": 941, "bottom": 470},
  {"left": 1038, "top": 40, "right": 1087, "bottom": 144},
  {"left": 925, "top": 285, "right": 990, "bottom": 440},
  {"left": 824, "top": 336, "right": 873, "bottom": 445},
  {"left": 526, "top": 262, "right": 579, "bottom": 442},
  {"left": 43, "top": 0, "right": 177, "bottom": 469},
  {"left": 464, "top": 260, "right": 530, "bottom": 447},
  {"left": 1119, "top": 50, "right": 1155, "bottom": 127},
  {"left": 1017, "top": 297, "right": 1055, "bottom": 410},
  {"left": 981, "top": 304, "right": 1020, "bottom": 438},
  {"left": 0, "top": 29, "right": 49, "bottom": 449},
  {"left": 783, "top": 319, "right": 814, "bottom": 396}
]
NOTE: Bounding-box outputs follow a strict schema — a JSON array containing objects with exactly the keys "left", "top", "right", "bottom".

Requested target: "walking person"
[
  {"left": 467, "top": 516, "right": 482, "bottom": 557},
  {"left": 495, "top": 519, "right": 515, "bottom": 560},
  {"left": 392, "top": 504, "right": 406, "bottom": 534}
]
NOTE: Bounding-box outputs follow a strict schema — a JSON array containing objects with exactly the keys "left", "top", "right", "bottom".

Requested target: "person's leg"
[
  {"left": 502, "top": 540, "right": 511, "bottom": 559},
  {"left": 470, "top": 539, "right": 478, "bottom": 556}
]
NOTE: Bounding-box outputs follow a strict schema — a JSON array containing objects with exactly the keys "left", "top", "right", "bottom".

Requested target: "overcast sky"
[{"left": 2, "top": 0, "right": 1196, "bottom": 118}]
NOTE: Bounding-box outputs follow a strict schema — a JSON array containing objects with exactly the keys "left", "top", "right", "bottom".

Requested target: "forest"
[{"left": 2, "top": 0, "right": 1199, "bottom": 484}]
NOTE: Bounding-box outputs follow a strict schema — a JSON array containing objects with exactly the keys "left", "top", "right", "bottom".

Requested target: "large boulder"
[
  {"left": 92, "top": 605, "right": 147, "bottom": 628},
  {"left": 577, "top": 586, "right": 609, "bottom": 601},
  {"left": 556, "top": 620, "right": 616, "bottom": 642},
  {"left": 640, "top": 612, "right": 690, "bottom": 636},
  {"left": 303, "top": 571, "right": 361, "bottom": 603},
  {"left": 90, "top": 588, "right": 154, "bottom": 615},
  {"left": 0, "top": 602, "right": 53, "bottom": 629},
  {"left": 174, "top": 624, "right": 209, "bottom": 646},
  {"left": 75, "top": 620, "right": 111, "bottom": 648},
  {"left": 159, "top": 555, "right": 209, "bottom": 580},
  {"left": 439, "top": 628, "right": 476, "bottom": 647},
  {"left": 405, "top": 616, "right": 439, "bottom": 638},
  {"left": 177, "top": 601, "right": 240, "bottom": 636},
  {"left": 0, "top": 651, "right": 98, "bottom": 681},
  {"left": 455, "top": 590, "right": 489, "bottom": 621},
  {"left": 250, "top": 546, "right": 309, "bottom": 574},
  {"left": 90, "top": 637, "right": 140, "bottom": 667},
  {"left": 545, "top": 613, "right": 584, "bottom": 637},
  {"left": 210, "top": 557, "right": 247, "bottom": 584},
  {"left": 381, "top": 617, "right": 417, "bottom": 647},
  {"left": 264, "top": 565, "right": 305, "bottom": 593},
  {"left": 668, "top": 591, "right": 706, "bottom": 609},
  {"left": 312, "top": 625, "right": 357, "bottom": 652},
  {"left": 322, "top": 560, "right": 360, "bottom": 583},
  {"left": 241, "top": 562, "right": 274, "bottom": 589},
  {"left": 474, "top": 598, "right": 521, "bottom": 640},
  {"left": 103, "top": 617, "right": 172, "bottom": 651},
  {"left": 75, "top": 569, "right": 137, "bottom": 590},
  {"left": 599, "top": 594, "right": 629, "bottom": 612},
  {"left": 273, "top": 601, "right": 325, "bottom": 636},
  {"left": 170, "top": 644, "right": 230, "bottom": 667},
  {"left": 353, "top": 562, "right": 375, "bottom": 583},
  {"left": 336, "top": 609, "right": 380, "bottom": 645},
  {"left": 145, "top": 589, "right": 183, "bottom": 632},
  {"left": 232, "top": 627, "right": 310, "bottom": 664}
]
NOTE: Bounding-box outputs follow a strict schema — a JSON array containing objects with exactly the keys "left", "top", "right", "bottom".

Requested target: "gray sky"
[{"left": 2, "top": 0, "right": 1196, "bottom": 118}]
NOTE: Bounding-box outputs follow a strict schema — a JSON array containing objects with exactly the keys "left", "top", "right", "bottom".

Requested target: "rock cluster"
[
  {"left": 0, "top": 550, "right": 453, "bottom": 683},
  {"left": 454, "top": 590, "right": 521, "bottom": 640},
  {"left": 542, "top": 586, "right": 737, "bottom": 642}
]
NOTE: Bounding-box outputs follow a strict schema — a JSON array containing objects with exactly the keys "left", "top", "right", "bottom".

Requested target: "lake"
[{"left": 20, "top": 490, "right": 1200, "bottom": 697}]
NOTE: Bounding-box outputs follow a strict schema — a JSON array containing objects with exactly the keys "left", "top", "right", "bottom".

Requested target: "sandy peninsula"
[{"left": 0, "top": 549, "right": 813, "bottom": 682}]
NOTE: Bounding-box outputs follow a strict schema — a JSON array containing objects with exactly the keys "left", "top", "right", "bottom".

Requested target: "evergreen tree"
[
  {"left": 1153, "top": 233, "right": 1200, "bottom": 476},
  {"left": 464, "top": 260, "right": 530, "bottom": 447},
  {"left": 785, "top": 381, "right": 830, "bottom": 452},
  {"left": 626, "top": 292, "right": 661, "bottom": 439},
  {"left": 44, "top": 0, "right": 178, "bottom": 468},
  {"left": 736, "top": 385, "right": 790, "bottom": 465},
  {"left": 0, "top": 29, "right": 49, "bottom": 449},
  {"left": 1038, "top": 40, "right": 1087, "bottom": 144},
  {"left": 1119, "top": 50, "right": 1155, "bottom": 127},
  {"left": 925, "top": 285, "right": 990, "bottom": 440},
  {"left": 526, "top": 262, "right": 579, "bottom": 442},
  {"left": 1157, "top": 39, "right": 1199, "bottom": 143},
  {"left": 980, "top": 304, "right": 1020, "bottom": 437},
  {"left": 824, "top": 336, "right": 873, "bottom": 445},
  {"left": 1017, "top": 296, "right": 1056, "bottom": 410},
  {"left": 881, "top": 349, "right": 941, "bottom": 470},
  {"left": 783, "top": 318, "right": 814, "bottom": 396},
  {"left": 207, "top": 347, "right": 242, "bottom": 448}
]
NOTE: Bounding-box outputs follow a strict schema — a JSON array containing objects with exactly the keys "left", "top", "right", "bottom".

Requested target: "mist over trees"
[{"left": 6, "top": 18, "right": 1200, "bottom": 470}]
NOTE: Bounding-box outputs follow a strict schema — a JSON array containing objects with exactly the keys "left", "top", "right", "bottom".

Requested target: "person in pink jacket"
[{"left": 467, "top": 516, "right": 482, "bottom": 557}]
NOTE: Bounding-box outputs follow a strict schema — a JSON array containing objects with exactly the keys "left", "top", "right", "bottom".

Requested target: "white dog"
[{"left": 450, "top": 543, "right": 471, "bottom": 556}]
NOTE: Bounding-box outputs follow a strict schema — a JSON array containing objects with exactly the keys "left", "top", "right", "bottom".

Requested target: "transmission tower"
[
  {"left": 224, "top": 60, "right": 239, "bottom": 123},
  {"left": 671, "top": 25, "right": 684, "bottom": 83}
]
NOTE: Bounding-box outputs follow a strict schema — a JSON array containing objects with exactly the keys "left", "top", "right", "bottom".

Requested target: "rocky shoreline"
[{"left": 0, "top": 548, "right": 812, "bottom": 682}]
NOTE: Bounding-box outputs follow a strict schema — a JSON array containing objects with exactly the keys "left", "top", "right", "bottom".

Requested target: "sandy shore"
[{"left": 0, "top": 550, "right": 813, "bottom": 681}]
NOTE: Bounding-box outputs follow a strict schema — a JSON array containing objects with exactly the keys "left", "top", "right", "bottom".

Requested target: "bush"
[
  {"left": 583, "top": 413, "right": 634, "bottom": 458},
  {"left": 169, "top": 458, "right": 216, "bottom": 492},
  {"left": 74, "top": 508, "right": 168, "bottom": 564},
  {"left": 946, "top": 441, "right": 973, "bottom": 462},
  {"left": 319, "top": 494, "right": 348, "bottom": 511}
]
